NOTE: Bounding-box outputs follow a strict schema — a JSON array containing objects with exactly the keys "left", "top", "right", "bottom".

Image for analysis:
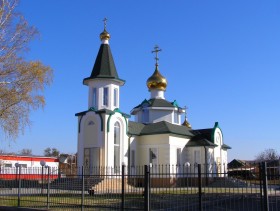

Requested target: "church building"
[{"left": 75, "top": 21, "right": 231, "bottom": 175}]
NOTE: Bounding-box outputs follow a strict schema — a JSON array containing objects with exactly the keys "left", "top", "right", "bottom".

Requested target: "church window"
[
  {"left": 131, "top": 150, "right": 135, "bottom": 167},
  {"left": 142, "top": 109, "right": 149, "bottom": 123},
  {"left": 194, "top": 150, "right": 201, "bottom": 164},
  {"left": 84, "top": 147, "right": 100, "bottom": 174},
  {"left": 149, "top": 148, "right": 157, "bottom": 165},
  {"left": 88, "top": 120, "right": 94, "bottom": 126},
  {"left": 114, "top": 122, "right": 120, "bottom": 172},
  {"left": 92, "top": 88, "right": 97, "bottom": 107},
  {"left": 149, "top": 148, "right": 158, "bottom": 173},
  {"left": 84, "top": 148, "right": 90, "bottom": 168},
  {"left": 174, "top": 112, "right": 179, "bottom": 124},
  {"left": 103, "top": 87, "right": 108, "bottom": 106},
  {"left": 114, "top": 88, "right": 118, "bottom": 107},
  {"left": 177, "top": 148, "right": 181, "bottom": 165}
]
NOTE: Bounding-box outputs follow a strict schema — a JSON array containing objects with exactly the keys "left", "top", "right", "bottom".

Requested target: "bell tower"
[{"left": 83, "top": 18, "right": 125, "bottom": 111}]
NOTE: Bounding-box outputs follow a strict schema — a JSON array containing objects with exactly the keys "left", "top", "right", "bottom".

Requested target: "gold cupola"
[
  {"left": 146, "top": 45, "right": 167, "bottom": 91},
  {"left": 182, "top": 118, "right": 192, "bottom": 128},
  {"left": 100, "top": 18, "right": 110, "bottom": 41},
  {"left": 100, "top": 30, "right": 110, "bottom": 41},
  {"left": 182, "top": 106, "right": 191, "bottom": 128},
  {"left": 146, "top": 65, "right": 167, "bottom": 91}
]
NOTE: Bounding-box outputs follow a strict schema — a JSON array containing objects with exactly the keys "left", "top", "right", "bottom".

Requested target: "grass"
[
  {"left": 0, "top": 193, "right": 143, "bottom": 209},
  {"left": 1, "top": 186, "right": 278, "bottom": 210},
  {"left": 152, "top": 187, "right": 262, "bottom": 194}
]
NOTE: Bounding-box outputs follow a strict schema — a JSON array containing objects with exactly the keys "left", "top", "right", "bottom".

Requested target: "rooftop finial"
[
  {"left": 151, "top": 45, "right": 162, "bottom": 66},
  {"left": 184, "top": 106, "right": 188, "bottom": 119},
  {"left": 100, "top": 18, "right": 110, "bottom": 42},
  {"left": 182, "top": 106, "right": 192, "bottom": 128},
  {"left": 103, "top": 17, "right": 108, "bottom": 31},
  {"left": 147, "top": 44, "right": 167, "bottom": 92}
]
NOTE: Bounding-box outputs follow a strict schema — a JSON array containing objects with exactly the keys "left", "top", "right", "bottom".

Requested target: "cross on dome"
[
  {"left": 152, "top": 45, "right": 162, "bottom": 65},
  {"left": 103, "top": 17, "right": 108, "bottom": 30},
  {"left": 100, "top": 18, "right": 110, "bottom": 42},
  {"left": 146, "top": 45, "right": 167, "bottom": 93},
  {"left": 182, "top": 106, "right": 191, "bottom": 128},
  {"left": 184, "top": 106, "right": 188, "bottom": 119}
]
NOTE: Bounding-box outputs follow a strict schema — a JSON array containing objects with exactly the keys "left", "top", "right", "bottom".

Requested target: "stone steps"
[{"left": 92, "top": 178, "right": 138, "bottom": 194}]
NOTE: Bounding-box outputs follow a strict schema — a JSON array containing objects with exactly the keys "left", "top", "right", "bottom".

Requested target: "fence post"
[
  {"left": 198, "top": 164, "right": 202, "bottom": 211},
  {"left": 144, "top": 165, "right": 150, "bottom": 211},
  {"left": 259, "top": 163, "right": 263, "bottom": 210},
  {"left": 81, "top": 166, "right": 85, "bottom": 211},
  {"left": 262, "top": 162, "right": 269, "bottom": 211},
  {"left": 47, "top": 166, "right": 50, "bottom": 209},
  {"left": 17, "top": 166, "right": 21, "bottom": 207},
  {"left": 121, "top": 164, "right": 125, "bottom": 210}
]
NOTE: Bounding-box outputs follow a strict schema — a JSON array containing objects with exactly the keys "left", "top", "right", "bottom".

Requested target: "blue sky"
[{"left": 1, "top": 0, "right": 280, "bottom": 161}]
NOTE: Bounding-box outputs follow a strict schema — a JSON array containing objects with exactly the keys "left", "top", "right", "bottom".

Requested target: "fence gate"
[{"left": 0, "top": 163, "right": 279, "bottom": 210}]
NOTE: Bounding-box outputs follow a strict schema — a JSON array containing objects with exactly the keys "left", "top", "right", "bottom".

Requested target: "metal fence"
[{"left": 0, "top": 162, "right": 279, "bottom": 210}]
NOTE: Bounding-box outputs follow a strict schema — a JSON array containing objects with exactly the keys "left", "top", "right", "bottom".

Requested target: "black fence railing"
[{"left": 0, "top": 162, "right": 279, "bottom": 210}]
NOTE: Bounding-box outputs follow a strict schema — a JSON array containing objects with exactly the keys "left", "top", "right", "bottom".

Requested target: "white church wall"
[
  {"left": 87, "top": 79, "right": 121, "bottom": 111},
  {"left": 136, "top": 134, "right": 169, "bottom": 166},
  {"left": 223, "top": 149, "right": 228, "bottom": 172},
  {"left": 209, "top": 148, "right": 216, "bottom": 174},
  {"left": 129, "top": 136, "right": 137, "bottom": 166},
  {"left": 77, "top": 116, "right": 84, "bottom": 172},
  {"left": 149, "top": 109, "right": 173, "bottom": 123},
  {"left": 77, "top": 112, "right": 105, "bottom": 172},
  {"left": 168, "top": 136, "right": 190, "bottom": 166},
  {"left": 213, "top": 127, "right": 224, "bottom": 171},
  {"left": 106, "top": 113, "right": 129, "bottom": 168},
  {"left": 84, "top": 115, "right": 101, "bottom": 148},
  {"left": 171, "top": 110, "right": 182, "bottom": 125}
]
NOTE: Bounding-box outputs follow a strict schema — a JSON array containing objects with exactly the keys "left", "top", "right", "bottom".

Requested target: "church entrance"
[{"left": 84, "top": 147, "right": 100, "bottom": 175}]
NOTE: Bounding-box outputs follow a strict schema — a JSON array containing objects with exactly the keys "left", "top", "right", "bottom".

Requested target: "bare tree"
[
  {"left": 44, "top": 147, "right": 60, "bottom": 157},
  {"left": 19, "top": 148, "right": 32, "bottom": 155},
  {"left": 0, "top": 0, "right": 53, "bottom": 139},
  {"left": 255, "top": 148, "right": 279, "bottom": 162}
]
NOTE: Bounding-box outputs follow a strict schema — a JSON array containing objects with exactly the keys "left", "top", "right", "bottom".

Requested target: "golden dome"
[
  {"left": 100, "top": 29, "right": 110, "bottom": 41},
  {"left": 146, "top": 65, "right": 167, "bottom": 91},
  {"left": 182, "top": 118, "right": 192, "bottom": 128}
]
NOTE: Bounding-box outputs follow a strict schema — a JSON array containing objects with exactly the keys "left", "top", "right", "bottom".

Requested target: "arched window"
[
  {"left": 92, "top": 88, "right": 97, "bottom": 108},
  {"left": 88, "top": 120, "right": 94, "bottom": 126},
  {"left": 114, "top": 88, "right": 118, "bottom": 107},
  {"left": 114, "top": 122, "right": 120, "bottom": 170}
]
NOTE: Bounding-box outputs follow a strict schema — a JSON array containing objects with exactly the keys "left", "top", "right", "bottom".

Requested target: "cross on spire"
[
  {"left": 152, "top": 45, "right": 162, "bottom": 65},
  {"left": 184, "top": 106, "right": 188, "bottom": 119},
  {"left": 103, "top": 17, "right": 108, "bottom": 30}
]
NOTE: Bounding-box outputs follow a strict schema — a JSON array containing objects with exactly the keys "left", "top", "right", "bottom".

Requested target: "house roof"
[
  {"left": 132, "top": 98, "right": 180, "bottom": 110},
  {"left": 190, "top": 129, "right": 213, "bottom": 143},
  {"left": 83, "top": 44, "right": 125, "bottom": 84},
  {"left": 128, "top": 121, "right": 231, "bottom": 149},
  {"left": 222, "top": 144, "right": 232, "bottom": 149},
  {"left": 186, "top": 138, "right": 217, "bottom": 147},
  {"left": 186, "top": 127, "right": 232, "bottom": 149},
  {"left": 228, "top": 159, "right": 256, "bottom": 169},
  {"left": 128, "top": 121, "right": 193, "bottom": 137},
  {"left": 75, "top": 107, "right": 130, "bottom": 118}
]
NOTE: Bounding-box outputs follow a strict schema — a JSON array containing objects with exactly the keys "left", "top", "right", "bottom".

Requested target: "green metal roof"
[
  {"left": 128, "top": 121, "right": 193, "bottom": 137},
  {"left": 128, "top": 121, "right": 146, "bottom": 135},
  {"left": 132, "top": 98, "right": 180, "bottom": 110},
  {"left": 221, "top": 144, "right": 232, "bottom": 149},
  {"left": 83, "top": 44, "right": 125, "bottom": 84},
  {"left": 75, "top": 108, "right": 130, "bottom": 117},
  {"left": 191, "top": 129, "right": 213, "bottom": 142},
  {"left": 186, "top": 139, "right": 217, "bottom": 147}
]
